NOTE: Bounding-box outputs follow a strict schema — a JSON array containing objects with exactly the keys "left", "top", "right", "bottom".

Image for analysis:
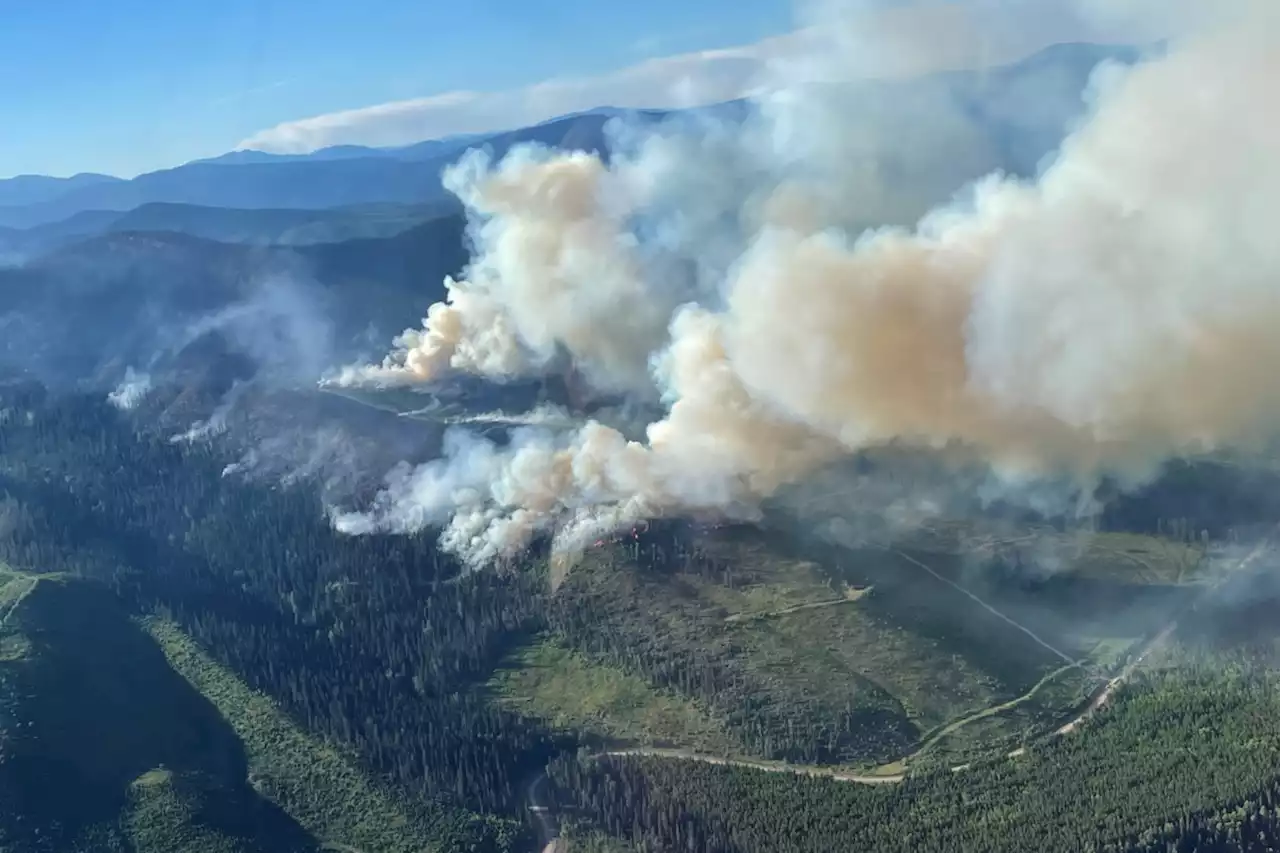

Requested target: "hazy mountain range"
[
  {"left": 7, "top": 36, "right": 1277, "bottom": 853},
  {"left": 0, "top": 41, "right": 1141, "bottom": 404},
  {"left": 0, "top": 107, "right": 670, "bottom": 232},
  {"left": 0, "top": 42, "right": 1137, "bottom": 238}
]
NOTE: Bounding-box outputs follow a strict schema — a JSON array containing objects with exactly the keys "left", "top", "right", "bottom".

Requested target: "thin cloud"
[
  {"left": 211, "top": 78, "right": 295, "bottom": 108},
  {"left": 236, "top": 48, "right": 771, "bottom": 153},
  {"left": 237, "top": 1, "right": 1170, "bottom": 154}
]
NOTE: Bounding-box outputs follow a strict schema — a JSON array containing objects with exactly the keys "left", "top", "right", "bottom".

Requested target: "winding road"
[
  {"left": 919, "top": 660, "right": 1082, "bottom": 752},
  {"left": 605, "top": 748, "right": 906, "bottom": 784},
  {"left": 1055, "top": 623, "right": 1176, "bottom": 735},
  {"left": 524, "top": 527, "right": 1280, "bottom": 851},
  {"left": 522, "top": 748, "right": 903, "bottom": 851},
  {"left": 1055, "top": 523, "right": 1279, "bottom": 735},
  {"left": 325, "top": 390, "right": 1280, "bottom": 845},
  {"left": 524, "top": 771, "right": 563, "bottom": 853}
]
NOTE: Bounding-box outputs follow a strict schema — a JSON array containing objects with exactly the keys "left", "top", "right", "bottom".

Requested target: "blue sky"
[{"left": 0, "top": 0, "right": 792, "bottom": 178}]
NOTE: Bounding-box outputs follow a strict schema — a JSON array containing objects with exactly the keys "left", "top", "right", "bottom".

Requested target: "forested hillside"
[
  {"left": 0, "top": 385, "right": 543, "bottom": 851},
  {"left": 0, "top": 572, "right": 317, "bottom": 853},
  {"left": 2, "top": 377, "right": 1280, "bottom": 852},
  {"left": 548, "top": 662, "right": 1280, "bottom": 853}
]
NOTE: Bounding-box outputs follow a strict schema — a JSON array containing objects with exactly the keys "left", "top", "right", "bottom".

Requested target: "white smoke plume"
[
  {"left": 335, "top": 1, "right": 1280, "bottom": 570},
  {"left": 439, "top": 404, "right": 583, "bottom": 430},
  {"left": 327, "top": 147, "right": 677, "bottom": 396},
  {"left": 169, "top": 383, "right": 247, "bottom": 445},
  {"left": 107, "top": 368, "right": 153, "bottom": 411}
]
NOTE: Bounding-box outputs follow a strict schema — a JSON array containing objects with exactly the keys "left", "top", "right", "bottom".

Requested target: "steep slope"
[
  {"left": 0, "top": 209, "right": 122, "bottom": 258},
  {"left": 144, "top": 618, "right": 509, "bottom": 853},
  {"left": 0, "top": 569, "right": 503, "bottom": 852},
  {"left": 0, "top": 572, "right": 318, "bottom": 852},
  {"left": 0, "top": 386, "right": 543, "bottom": 851},
  {"left": 0, "top": 210, "right": 467, "bottom": 393}
]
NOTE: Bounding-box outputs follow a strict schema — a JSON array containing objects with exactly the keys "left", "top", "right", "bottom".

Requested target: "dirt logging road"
[{"left": 520, "top": 526, "right": 1280, "bottom": 851}]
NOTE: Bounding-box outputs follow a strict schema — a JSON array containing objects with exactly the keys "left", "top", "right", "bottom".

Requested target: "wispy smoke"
[
  {"left": 169, "top": 383, "right": 246, "bottom": 445},
  {"left": 106, "top": 368, "right": 153, "bottom": 411},
  {"left": 223, "top": 424, "right": 369, "bottom": 501},
  {"left": 180, "top": 275, "right": 337, "bottom": 386},
  {"left": 334, "top": 1, "right": 1280, "bottom": 570}
]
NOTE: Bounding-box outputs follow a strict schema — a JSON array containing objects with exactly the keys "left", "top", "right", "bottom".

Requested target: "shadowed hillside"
[{"left": 0, "top": 572, "right": 317, "bottom": 852}]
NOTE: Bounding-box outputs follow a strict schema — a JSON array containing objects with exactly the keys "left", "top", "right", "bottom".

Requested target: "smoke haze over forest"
[{"left": 330, "top": 0, "right": 1280, "bottom": 573}]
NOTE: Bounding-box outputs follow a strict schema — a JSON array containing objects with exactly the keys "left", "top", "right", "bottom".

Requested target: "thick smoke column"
[
  {"left": 329, "top": 148, "right": 677, "bottom": 396},
  {"left": 335, "top": 1, "right": 1280, "bottom": 570}
]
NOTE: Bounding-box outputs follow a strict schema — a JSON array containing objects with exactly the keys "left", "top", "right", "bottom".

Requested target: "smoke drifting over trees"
[{"left": 333, "top": 1, "right": 1280, "bottom": 570}]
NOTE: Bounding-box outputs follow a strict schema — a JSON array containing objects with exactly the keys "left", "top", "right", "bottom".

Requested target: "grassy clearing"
[
  {"left": 676, "top": 546, "right": 846, "bottom": 616},
  {"left": 863, "top": 759, "right": 908, "bottom": 778},
  {"left": 671, "top": 543, "right": 871, "bottom": 624},
  {"left": 553, "top": 542, "right": 919, "bottom": 763},
  {"left": 1078, "top": 636, "right": 1142, "bottom": 672},
  {"left": 910, "top": 660, "right": 1093, "bottom": 766},
  {"left": 1068, "top": 532, "right": 1207, "bottom": 584},
  {"left": 1025, "top": 663, "right": 1096, "bottom": 710},
  {"left": 733, "top": 598, "right": 1004, "bottom": 736},
  {"left": 488, "top": 637, "right": 738, "bottom": 755},
  {"left": 145, "top": 617, "right": 473, "bottom": 853},
  {"left": 554, "top": 524, "right": 1090, "bottom": 765},
  {"left": 895, "top": 518, "right": 1208, "bottom": 586},
  {"left": 911, "top": 711, "right": 1040, "bottom": 770},
  {"left": 655, "top": 537, "right": 1026, "bottom": 732},
  {"left": 553, "top": 517, "right": 1215, "bottom": 769},
  {"left": 917, "top": 664, "right": 1076, "bottom": 746},
  {"left": 812, "top": 513, "right": 1206, "bottom": 674}
]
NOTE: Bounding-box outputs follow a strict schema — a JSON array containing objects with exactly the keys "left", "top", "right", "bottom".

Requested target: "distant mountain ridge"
[
  {"left": 190, "top": 131, "right": 492, "bottom": 166},
  {"left": 0, "top": 41, "right": 1143, "bottom": 231},
  {"left": 0, "top": 109, "right": 657, "bottom": 230},
  {"left": 0, "top": 211, "right": 469, "bottom": 396},
  {"left": 0, "top": 200, "right": 448, "bottom": 258},
  {"left": 0, "top": 40, "right": 1153, "bottom": 414},
  {"left": 0, "top": 172, "right": 122, "bottom": 208}
]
